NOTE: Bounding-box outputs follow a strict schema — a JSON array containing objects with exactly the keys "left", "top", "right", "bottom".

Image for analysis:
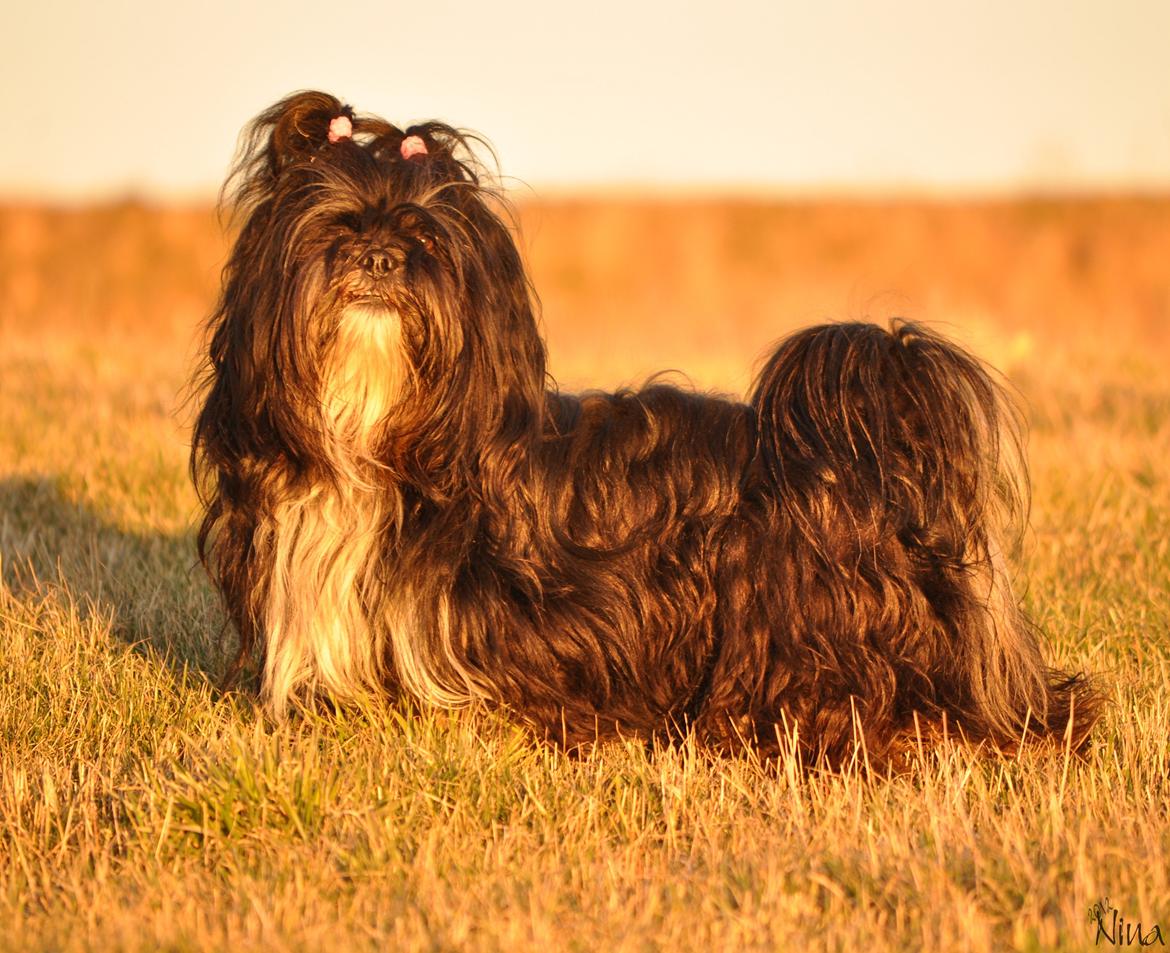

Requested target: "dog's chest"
[{"left": 258, "top": 480, "right": 389, "bottom": 711}]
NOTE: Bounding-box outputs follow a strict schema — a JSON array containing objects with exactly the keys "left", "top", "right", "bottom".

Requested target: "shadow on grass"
[{"left": 0, "top": 475, "right": 227, "bottom": 683}]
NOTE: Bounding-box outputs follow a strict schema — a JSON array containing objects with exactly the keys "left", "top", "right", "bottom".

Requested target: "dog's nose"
[{"left": 359, "top": 248, "right": 396, "bottom": 279}]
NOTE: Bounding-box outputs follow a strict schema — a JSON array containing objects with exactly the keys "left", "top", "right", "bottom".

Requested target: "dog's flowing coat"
[{"left": 192, "top": 91, "right": 1098, "bottom": 767}]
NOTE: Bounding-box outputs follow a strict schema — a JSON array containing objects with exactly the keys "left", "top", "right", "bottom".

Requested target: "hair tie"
[
  {"left": 400, "top": 135, "right": 428, "bottom": 160},
  {"left": 328, "top": 115, "right": 353, "bottom": 143}
]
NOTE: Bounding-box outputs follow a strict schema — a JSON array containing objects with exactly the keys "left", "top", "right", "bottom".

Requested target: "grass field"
[{"left": 1, "top": 197, "right": 1168, "bottom": 951}]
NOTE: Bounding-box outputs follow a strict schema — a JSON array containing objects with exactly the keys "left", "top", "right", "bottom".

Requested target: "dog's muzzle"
[{"left": 358, "top": 246, "right": 404, "bottom": 280}]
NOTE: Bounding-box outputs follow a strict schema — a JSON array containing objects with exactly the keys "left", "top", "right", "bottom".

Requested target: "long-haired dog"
[{"left": 191, "top": 91, "right": 1098, "bottom": 768}]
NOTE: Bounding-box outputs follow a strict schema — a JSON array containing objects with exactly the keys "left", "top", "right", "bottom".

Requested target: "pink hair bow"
[
  {"left": 400, "top": 135, "right": 428, "bottom": 159},
  {"left": 327, "top": 115, "right": 353, "bottom": 143}
]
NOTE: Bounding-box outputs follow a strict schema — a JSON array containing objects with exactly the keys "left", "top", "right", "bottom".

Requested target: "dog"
[{"left": 191, "top": 90, "right": 1098, "bottom": 768}]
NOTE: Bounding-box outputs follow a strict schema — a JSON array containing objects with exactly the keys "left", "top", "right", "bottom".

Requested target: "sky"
[{"left": 3, "top": 0, "right": 1169, "bottom": 198}]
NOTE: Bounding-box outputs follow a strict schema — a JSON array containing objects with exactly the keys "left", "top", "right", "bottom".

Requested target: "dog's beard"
[
  {"left": 259, "top": 295, "right": 409, "bottom": 715},
  {"left": 321, "top": 299, "right": 407, "bottom": 463}
]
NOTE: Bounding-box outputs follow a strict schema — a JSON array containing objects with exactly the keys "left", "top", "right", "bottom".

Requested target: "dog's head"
[{"left": 204, "top": 91, "right": 546, "bottom": 489}]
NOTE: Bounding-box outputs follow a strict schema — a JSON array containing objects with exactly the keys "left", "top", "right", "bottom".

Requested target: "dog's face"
[
  {"left": 271, "top": 166, "right": 455, "bottom": 442},
  {"left": 209, "top": 92, "right": 547, "bottom": 483},
  {"left": 243, "top": 122, "right": 482, "bottom": 441}
]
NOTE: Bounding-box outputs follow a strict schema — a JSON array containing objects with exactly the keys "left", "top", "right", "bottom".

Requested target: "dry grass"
[{"left": 1, "top": 197, "right": 1168, "bottom": 951}]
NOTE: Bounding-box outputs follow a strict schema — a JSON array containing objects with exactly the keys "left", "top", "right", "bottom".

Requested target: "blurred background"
[{"left": 1, "top": 0, "right": 1168, "bottom": 426}]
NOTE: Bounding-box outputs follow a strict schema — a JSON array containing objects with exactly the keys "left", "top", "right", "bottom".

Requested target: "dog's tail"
[{"left": 748, "top": 320, "right": 1099, "bottom": 761}]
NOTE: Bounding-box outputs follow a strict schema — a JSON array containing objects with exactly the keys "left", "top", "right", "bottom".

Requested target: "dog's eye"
[
  {"left": 337, "top": 213, "right": 362, "bottom": 233},
  {"left": 415, "top": 234, "right": 435, "bottom": 253}
]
